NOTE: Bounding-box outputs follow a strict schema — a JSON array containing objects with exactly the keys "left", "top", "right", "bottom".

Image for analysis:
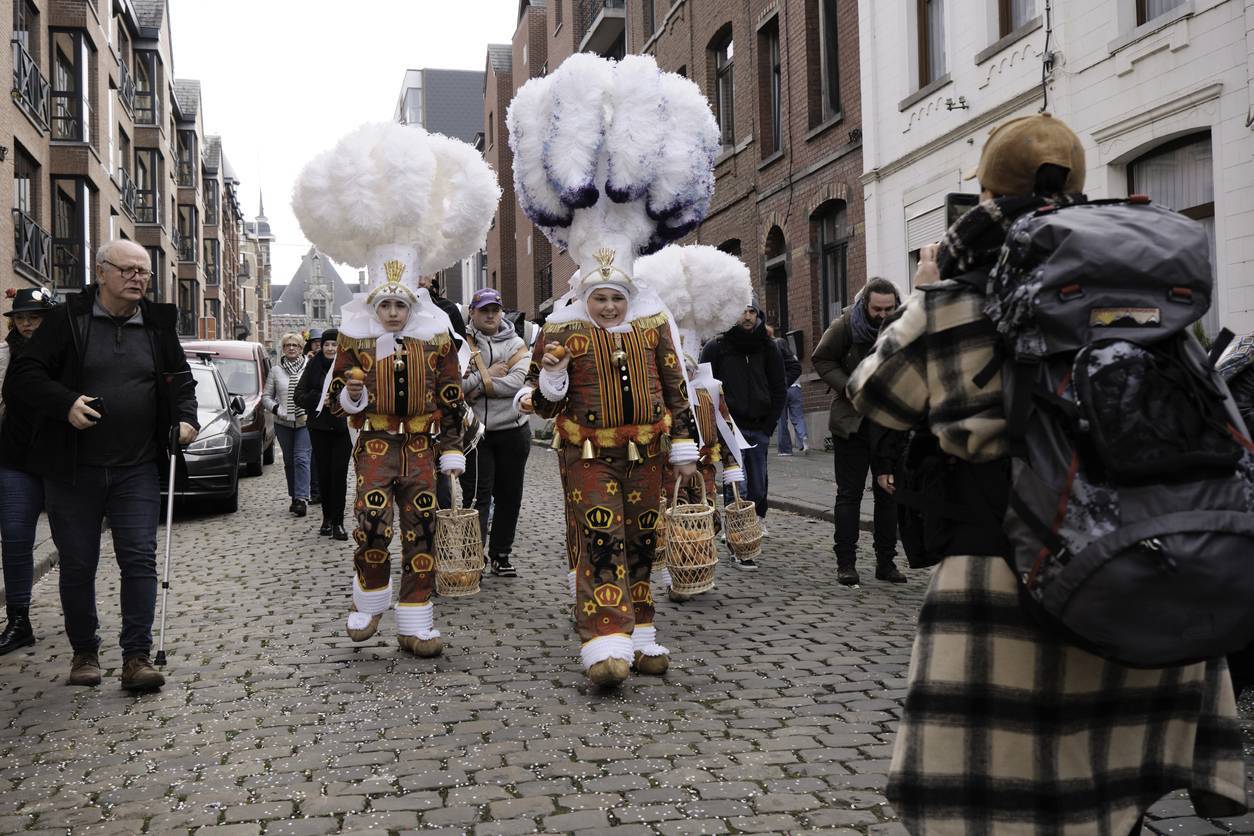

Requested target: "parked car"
[
  {"left": 165, "top": 354, "right": 244, "bottom": 513},
  {"left": 181, "top": 339, "right": 273, "bottom": 476}
]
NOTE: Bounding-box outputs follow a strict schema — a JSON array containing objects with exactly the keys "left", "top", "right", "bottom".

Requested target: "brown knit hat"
[{"left": 967, "top": 113, "right": 1086, "bottom": 196}]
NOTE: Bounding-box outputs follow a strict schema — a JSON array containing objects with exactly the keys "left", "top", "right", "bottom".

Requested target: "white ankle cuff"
[
  {"left": 580, "top": 634, "right": 633, "bottom": 670},
  {"left": 353, "top": 577, "right": 392, "bottom": 616},
  {"left": 396, "top": 602, "right": 441, "bottom": 640},
  {"left": 632, "top": 624, "right": 669, "bottom": 657},
  {"left": 346, "top": 612, "right": 376, "bottom": 631},
  {"left": 567, "top": 570, "right": 577, "bottom": 599},
  {"left": 658, "top": 567, "right": 673, "bottom": 589}
]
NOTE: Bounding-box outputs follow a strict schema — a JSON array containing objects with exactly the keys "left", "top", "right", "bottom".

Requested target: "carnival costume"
[
  {"left": 506, "top": 53, "right": 720, "bottom": 685},
  {"left": 634, "top": 245, "right": 754, "bottom": 595},
  {"left": 292, "top": 122, "right": 500, "bottom": 656}
]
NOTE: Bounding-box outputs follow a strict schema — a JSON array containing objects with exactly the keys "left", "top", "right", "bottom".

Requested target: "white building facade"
[{"left": 859, "top": 0, "right": 1253, "bottom": 337}]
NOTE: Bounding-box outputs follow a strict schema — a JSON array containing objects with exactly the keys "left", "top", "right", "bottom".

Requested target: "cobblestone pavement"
[{"left": 1, "top": 452, "right": 1251, "bottom": 835}]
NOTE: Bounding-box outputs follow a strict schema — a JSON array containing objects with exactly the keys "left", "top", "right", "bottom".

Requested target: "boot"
[
  {"left": 120, "top": 655, "right": 165, "bottom": 691},
  {"left": 875, "top": 562, "right": 907, "bottom": 583},
  {"left": 0, "top": 605, "right": 35, "bottom": 655},
  {"left": 836, "top": 566, "right": 860, "bottom": 587},
  {"left": 319, "top": 518, "right": 333, "bottom": 536},
  {"left": 292, "top": 499, "right": 307, "bottom": 518},
  {"left": 332, "top": 522, "right": 348, "bottom": 541},
  {"left": 633, "top": 651, "right": 670, "bottom": 676},
  {"left": 397, "top": 634, "right": 444, "bottom": 657},
  {"left": 68, "top": 651, "right": 102, "bottom": 686},
  {"left": 346, "top": 612, "right": 383, "bottom": 642},
  {"left": 587, "top": 657, "right": 630, "bottom": 687}
]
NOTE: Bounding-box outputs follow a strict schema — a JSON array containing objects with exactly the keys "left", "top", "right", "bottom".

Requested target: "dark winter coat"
[
  {"left": 0, "top": 330, "right": 37, "bottom": 471},
  {"left": 699, "top": 312, "right": 786, "bottom": 434},
  {"left": 295, "top": 353, "right": 348, "bottom": 434},
  {"left": 811, "top": 308, "right": 873, "bottom": 439},
  {"left": 3, "top": 286, "right": 198, "bottom": 485}
]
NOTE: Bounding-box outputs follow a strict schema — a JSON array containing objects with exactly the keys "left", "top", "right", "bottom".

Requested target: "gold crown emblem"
[
  {"left": 383, "top": 259, "right": 406, "bottom": 283},
  {"left": 593, "top": 248, "right": 617, "bottom": 278}
]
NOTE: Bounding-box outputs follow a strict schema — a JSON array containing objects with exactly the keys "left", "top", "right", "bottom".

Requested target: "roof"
[
  {"left": 173, "top": 79, "right": 201, "bottom": 121},
  {"left": 419, "top": 69, "right": 485, "bottom": 143},
  {"left": 271, "top": 248, "right": 356, "bottom": 316},
  {"left": 202, "top": 136, "right": 222, "bottom": 174},
  {"left": 134, "top": 0, "right": 165, "bottom": 29},
  {"left": 518, "top": 0, "right": 545, "bottom": 23},
  {"left": 487, "top": 44, "right": 513, "bottom": 73}
]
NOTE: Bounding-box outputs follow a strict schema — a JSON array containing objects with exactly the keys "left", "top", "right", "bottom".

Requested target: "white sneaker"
[{"left": 757, "top": 521, "right": 769, "bottom": 537}]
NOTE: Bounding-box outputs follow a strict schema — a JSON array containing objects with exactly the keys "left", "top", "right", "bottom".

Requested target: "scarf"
[
  {"left": 849, "top": 298, "right": 881, "bottom": 346},
  {"left": 280, "top": 355, "right": 306, "bottom": 420},
  {"left": 5, "top": 328, "right": 29, "bottom": 356}
]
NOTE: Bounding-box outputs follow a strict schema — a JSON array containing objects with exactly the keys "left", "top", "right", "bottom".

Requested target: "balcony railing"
[
  {"left": 135, "top": 188, "right": 158, "bottom": 224},
  {"left": 575, "top": 0, "right": 626, "bottom": 55},
  {"left": 176, "top": 157, "right": 195, "bottom": 188},
  {"left": 12, "top": 208, "right": 51, "bottom": 281},
  {"left": 118, "top": 168, "right": 137, "bottom": 221},
  {"left": 134, "top": 88, "right": 158, "bottom": 126},
  {"left": 11, "top": 40, "right": 50, "bottom": 133},
  {"left": 51, "top": 93, "right": 92, "bottom": 142},
  {"left": 118, "top": 60, "right": 136, "bottom": 116},
  {"left": 52, "top": 239, "right": 84, "bottom": 290}
]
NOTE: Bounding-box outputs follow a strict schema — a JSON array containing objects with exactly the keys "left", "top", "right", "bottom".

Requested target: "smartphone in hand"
[{"left": 85, "top": 397, "right": 105, "bottom": 422}]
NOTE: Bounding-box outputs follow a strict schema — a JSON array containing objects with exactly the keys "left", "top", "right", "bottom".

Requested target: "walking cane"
[{"left": 154, "top": 424, "right": 180, "bottom": 667}]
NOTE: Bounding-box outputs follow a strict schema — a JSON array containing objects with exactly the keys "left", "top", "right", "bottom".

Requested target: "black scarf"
[
  {"left": 936, "top": 194, "right": 1087, "bottom": 283},
  {"left": 850, "top": 298, "right": 881, "bottom": 346},
  {"left": 5, "top": 328, "right": 29, "bottom": 356}
]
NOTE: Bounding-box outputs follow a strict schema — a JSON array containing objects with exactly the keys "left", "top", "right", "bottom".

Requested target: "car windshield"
[
  {"left": 191, "top": 366, "right": 225, "bottom": 411},
  {"left": 213, "top": 357, "right": 258, "bottom": 396}
]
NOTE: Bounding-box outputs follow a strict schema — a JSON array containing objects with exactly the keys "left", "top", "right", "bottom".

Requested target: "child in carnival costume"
[
  {"left": 507, "top": 53, "right": 720, "bottom": 686},
  {"left": 634, "top": 245, "right": 756, "bottom": 594},
  {"left": 292, "top": 122, "right": 500, "bottom": 657}
]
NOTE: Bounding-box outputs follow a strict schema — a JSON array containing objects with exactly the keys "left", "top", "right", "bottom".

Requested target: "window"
[
  {"left": 488, "top": 112, "right": 494, "bottom": 147},
  {"left": 814, "top": 202, "right": 849, "bottom": 328},
  {"left": 1129, "top": 132, "right": 1217, "bottom": 335},
  {"left": 176, "top": 131, "right": 196, "bottom": 189},
  {"left": 554, "top": 0, "right": 563, "bottom": 30},
  {"left": 13, "top": 146, "right": 38, "bottom": 215},
  {"left": 51, "top": 177, "right": 91, "bottom": 289},
  {"left": 178, "top": 279, "right": 197, "bottom": 336},
  {"left": 717, "top": 239, "right": 742, "bottom": 256},
  {"left": 710, "top": 29, "right": 735, "bottom": 148},
  {"left": 13, "top": 2, "right": 37, "bottom": 58},
  {"left": 134, "top": 148, "right": 160, "bottom": 224},
  {"left": 145, "top": 246, "right": 162, "bottom": 301},
  {"left": 177, "top": 205, "right": 198, "bottom": 262},
  {"left": 133, "top": 51, "right": 158, "bottom": 125},
  {"left": 917, "top": 0, "right": 945, "bottom": 87},
  {"left": 764, "top": 227, "right": 788, "bottom": 332},
  {"left": 50, "top": 30, "right": 91, "bottom": 143},
  {"left": 999, "top": 0, "right": 1036, "bottom": 36},
  {"left": 643, "top": 0, "right": 655, "bottom": 36},
  {"left": 1137, "top": 0, "right": 1186, "bottom": 25},
  {"left": 758, "top": 18, "right": 782, "bottom": 157},
  {"left": 12, "top": 145, "right": 49, "bottom": 280},
  {"left": 809, "top": 0, "right": 840, "bottom": 123},
  {"left": 204, "top": 238, "right": 220, "bottom": 286},
  {"left": 311, "top": 297, "right": 327, "bottom": 321},
  {"left": 204, "top": 179, "right": 220, "bottom": 226}
]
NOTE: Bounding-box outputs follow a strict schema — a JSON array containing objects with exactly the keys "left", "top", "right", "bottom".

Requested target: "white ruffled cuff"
[
  {"left": 669, "top": 439, "right": 699, "bottom": 466},
  {"left": 722, "top": 465, "right": 744, "bottom": 485},
  {"left": 440, "top": 452, "right": 466, "bottom": 474},
  {"left": 395, "top": 602, "right": 441, "bottom": 641},
  {"left": 567, "top": 570, "right": 577, "bottom": 600},
  {"left": 658, "top": 566, "right": 673, "bottom": 589},
  {"left": 339, "top": 385, "right": 368, "bottom": 415},
  {"left": 632, "top": 624, "right": 669, "bottom": 658},
  {"left": 351, "top": 576, "right": 392, "bottom": 622},
  {"left": 512, "top": 386, "right": 535, "bottom": 414},
  {"left": 538, "top": 368, "right": 569, "bottom": 402},
  {"left": 580, "top": 634, "right": 634, "bottom": 670}
]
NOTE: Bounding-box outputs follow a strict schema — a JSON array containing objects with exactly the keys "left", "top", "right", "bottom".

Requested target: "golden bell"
[
  {"left": 550, "top": 432, "right": 562, "bottom": 450},
  {"left": 581, "top": 439, "right": 595, "bottom": 460},
  {"left": 626, "top": 440, "right": 642, "bottom": 463}
]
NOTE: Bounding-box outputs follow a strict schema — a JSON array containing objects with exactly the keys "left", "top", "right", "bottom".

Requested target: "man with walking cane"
[{"left": 3, "top": 239, "right": 198, "bottom": 691}]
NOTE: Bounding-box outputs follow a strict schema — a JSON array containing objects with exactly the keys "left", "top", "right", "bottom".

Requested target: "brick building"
[
  {"left": 486, "top": 0, "right": 863, "bottom": 433},
  {"left": 3, "top": 0, "right": 259, "bottom": 343}
]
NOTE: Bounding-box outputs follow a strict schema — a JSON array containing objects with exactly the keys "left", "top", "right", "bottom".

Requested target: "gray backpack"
[{"left": 981, "top": 197, "right": 1254, "bottom": 668}]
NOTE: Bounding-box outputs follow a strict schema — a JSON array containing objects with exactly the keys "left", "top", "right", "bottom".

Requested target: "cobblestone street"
[{"left": 1, "top": 452, "right": 1251, "bottom": 835}]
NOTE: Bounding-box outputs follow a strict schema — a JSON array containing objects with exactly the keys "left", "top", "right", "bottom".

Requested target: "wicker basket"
[
  {"left": 664, "top": 474, "right": 718, "bottom": 595},
  {"left": 724, "top": 481, "right": 762, "bottom": 560},
  {"left": 652, "top": 496, "right": 669, "bottom": 574},
  {"left": 435, "top": 477, "right": 483, "bottom": 597}
]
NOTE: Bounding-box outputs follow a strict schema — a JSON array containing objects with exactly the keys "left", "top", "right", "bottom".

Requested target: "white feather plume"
[
  {"left": 605, "top": 55, "right": 665, "bottom": 203},
  {"left": 634, "top": 245, "right": 750, "bottom": 339},
  {"left": 292, "top": 122, "right": 499, "bottom": 271},
  {"left": 542, "top": 53, "right": 612, "bottom": 210},
  {"left": 506, "top": 79, "right": 568, "bottom": 229},
  {"left": 646, "top": 73, "right": 719, "bottom": 242}
]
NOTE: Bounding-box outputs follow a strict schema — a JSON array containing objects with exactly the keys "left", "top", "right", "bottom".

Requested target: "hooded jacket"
[
  {"left": 462, "top": 318, "right": 529, "bottom": 433},
  {"left": 811, "top": 306, "right": 872, "bottom": 439},
  {"left": 698, "top": 311, "right": 786, "bottom": 434}
]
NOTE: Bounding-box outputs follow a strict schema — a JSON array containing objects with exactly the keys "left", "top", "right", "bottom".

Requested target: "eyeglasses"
[{"left": 102, "top": 260, "right": 152, "bottom": 281}]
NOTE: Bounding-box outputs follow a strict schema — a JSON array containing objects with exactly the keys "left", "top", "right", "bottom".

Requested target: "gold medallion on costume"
[
  {"left": 593, "top": 583, "right": 624, "bottom": 607},
  {"left": 410, "top": 553, "right": 435, "bottom": 573},
  {"left": 565, "top": 333, "right": 591, "bottom": 358},
  {"left": 363, "top": 548, "right": 389, "bottom": 565},
  {"left": 637, "top": 508, "right": 659, "bottom": 531},
  {"left": 364, "top": 438, "right": 388, "bottom": 459},
  {"left": 585, "top": 506, "right": 613, "bottom": 530}
]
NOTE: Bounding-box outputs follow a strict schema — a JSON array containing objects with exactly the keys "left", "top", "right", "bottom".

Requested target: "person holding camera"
[{"left": 3, "top": 240, "right": 198, "bottom": 691}]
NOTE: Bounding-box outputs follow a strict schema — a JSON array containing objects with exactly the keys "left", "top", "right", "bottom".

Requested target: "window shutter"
[{"left": 906, "top": 207, "right": 945, "bottom": 253}]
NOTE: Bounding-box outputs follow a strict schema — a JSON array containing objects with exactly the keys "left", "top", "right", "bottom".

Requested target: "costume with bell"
[
  {"left": 507, "top": 53, "right": 720, "bottom": 684},
  {"left": 292, "top": 122, "right": 500, "bottom": 656}
]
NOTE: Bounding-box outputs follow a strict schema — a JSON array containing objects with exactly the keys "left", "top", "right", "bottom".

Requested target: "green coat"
[{"left": 811, "top": 310, "right": 871, "bottom": 439}]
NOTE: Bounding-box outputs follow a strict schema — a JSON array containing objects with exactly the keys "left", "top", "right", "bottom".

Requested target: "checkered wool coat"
[{"left": 849, "top": 281, "right": 1248, "bottom": 836}]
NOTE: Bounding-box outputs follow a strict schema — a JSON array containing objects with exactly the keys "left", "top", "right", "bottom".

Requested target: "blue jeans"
[
  {"left": 0, "top": 466, "right": 44, "bottom": 608},
  {"left": 275, "top": 424, "right": 311, "bottom": 500},
  {"left": 45, "top": 463, "right": 161, "bottom": 657},
  {"left": 776, "top": 386, "right": 807, "bottom": 453},
  {"left": 724, "top": 428, "right": 770, "bottom": 519}
]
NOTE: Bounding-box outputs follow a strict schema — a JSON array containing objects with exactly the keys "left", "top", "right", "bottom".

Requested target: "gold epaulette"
[
  {"left": 424, "top": 332, "right": 452, "bottom": 348},
  {"left": 543, "top": 319, "right": 591, "bottom": 334},
  {"left": 631, "top": 312, "right": 669, "bottom": 331},
  {"left": 337, "top": 334, "right": 376, "bottom": 351}
]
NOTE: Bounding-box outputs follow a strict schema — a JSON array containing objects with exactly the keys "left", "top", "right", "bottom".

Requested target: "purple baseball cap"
[{"left": 470, "top": 288, "right": 503, "bottom": 310}]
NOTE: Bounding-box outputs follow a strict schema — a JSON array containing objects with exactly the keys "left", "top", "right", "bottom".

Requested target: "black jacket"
[
  {"left": 295, "top": 354, "right": 348, "bottom": 434},
  {"left": 775, "top": 336, "right": 802, "bottom": 386},
  {"left": 429, "top": 290, "right": 466, "bottom": 339},
  {"left": 2, "top": 287, "right": 198, "bottom": 484},
  {"left": 0, "top": 330, "right": 37, "bottom": 472},
  {"left": 1231, "top": 366, "right": 1254, "bottom": 436},
  {"left": 699, "top": 312, "right": 786, "bottom": 433}
]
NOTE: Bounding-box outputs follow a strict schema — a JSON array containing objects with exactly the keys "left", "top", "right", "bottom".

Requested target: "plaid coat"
[{"left": 849, "top": 281, "right": 1247, "bottom": 835}]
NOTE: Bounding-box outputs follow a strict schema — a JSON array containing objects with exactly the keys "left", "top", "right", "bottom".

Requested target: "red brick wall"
[{"left": 484, "top": 62, "right": 517, "bottom": 309}]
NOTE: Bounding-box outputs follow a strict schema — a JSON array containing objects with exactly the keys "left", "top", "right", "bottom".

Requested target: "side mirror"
[{"left": 230, "top": 396, "right": 245, "bottom": 416}]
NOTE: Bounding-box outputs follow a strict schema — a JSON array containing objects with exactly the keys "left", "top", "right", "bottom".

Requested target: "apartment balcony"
[
  {"left": 12, "top": 208, "right": 51, "bottom": 282},
  {"left": 51, "top": 93, "right": 92, "bottom": 143},
  {"left": 11, "top": 39, "right": 50, "bottom": 133},
  {"left": 576, "top": 0, "right": 626, "bottom": 57},
  {"left": 118, "top": 60, "right": 136, "bottom": 117},
  {"left": 118, "top": 168, "right": 137, "bottom": 221},
  {"left": 134, "top": 88, "right": 159, "bottom": 126},
  {"left": 176, "top": 157, "right": 195, "bottom": 189},
  {"left": 135, "top": 188, "right": 158, "bottom": 224},
  {"left": 177, "top": 235, "right": 196, "bottom": 264}
]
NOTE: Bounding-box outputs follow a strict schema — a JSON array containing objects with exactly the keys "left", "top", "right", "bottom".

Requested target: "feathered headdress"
[
  {"left": 507, "top": 53, "right": 719, "bottom": 291},
  {"left": 634, "top": 245, "right": 752, "bottom": 358},
  {"left": 291, "top": 122, "right": 500, "bottom": 345}
]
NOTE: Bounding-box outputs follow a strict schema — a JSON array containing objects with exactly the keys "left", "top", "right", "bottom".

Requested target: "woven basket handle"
[
  {"left": 672, "top": 471, "right": 707, "bottom": 506},
  {"left": 731, "top": 480, "right": 742, "bottom": 504},
  {"left": 447, "top": 472, "right": 461, "bottom": 508}
]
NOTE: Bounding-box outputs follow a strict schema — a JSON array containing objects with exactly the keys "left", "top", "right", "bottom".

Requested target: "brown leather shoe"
[
  {"left": 68, "top": 651, "right": 102, "bottom": 686},
  {"left": 633, "top": 651, "right": 670, "bottom": 676},
  {"left": 397, "top": 634, "right": 443, "bottom": 657},
  {"left": 587, "top": 657, "right": 630, "bottom": 687},
  {"left": 120, "top": 655, "right": 165, "bottom": 691}
]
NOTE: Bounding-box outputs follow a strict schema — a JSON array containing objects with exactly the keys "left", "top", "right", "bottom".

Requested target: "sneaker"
[
  {"left": 292, "top": 499, "right": 307, "bottom": 518},
  {"left": 490, "top": 555, "right": 518, "bottom": 577},
  {"left": 798, "top": 445, "right": 808, "bottom": 455},
  {"left": 120, "top": 655, "right": 165, "bottom": 691},
  {"left": 757, "top": 521, "right": 769, "bottom": 537},
  {"left": 777, "top": 451, "right": 793, "bottom": 457},
  {"left": 734, "top": 555, "right": 758, "bottom": 570},
  {"left": 68, "top": 651, "right": 102, "bottom": 686},
  {"left": 837, "top": 566, "right": 861, "bottom": 587}
]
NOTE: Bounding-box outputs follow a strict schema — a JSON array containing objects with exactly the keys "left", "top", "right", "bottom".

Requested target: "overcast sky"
[{"left": 168, "top": 0, "right": 517, "bottom": 290}]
